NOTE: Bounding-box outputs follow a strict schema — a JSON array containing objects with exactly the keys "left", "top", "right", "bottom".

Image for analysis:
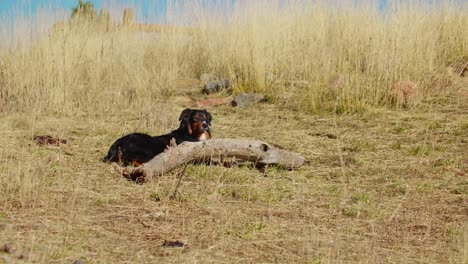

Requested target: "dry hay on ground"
[{"left": 0, "top": 98, "right": 467, "bottom": 263}]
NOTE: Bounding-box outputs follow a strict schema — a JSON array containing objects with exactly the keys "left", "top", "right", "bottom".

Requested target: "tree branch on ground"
[{"left": 112, "top": 139, "right": 305, "bottom": 183}]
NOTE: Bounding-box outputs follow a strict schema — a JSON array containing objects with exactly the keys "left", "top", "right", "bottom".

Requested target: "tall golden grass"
[
  {"left": 0, "top": 2, "right": 467, "bottom": 262},
  {"left": 0, "top": 0, "right": 466, "bottom": 114}
]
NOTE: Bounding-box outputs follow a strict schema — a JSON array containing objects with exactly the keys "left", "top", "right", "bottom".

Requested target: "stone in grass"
[
  {"left": 202, "top": 79, "right": 232, "bottom": 95},
  {"left": 162, "top": 240, "right": 186, "bottom": 248},
  {"left": 393, "top": 81, "right": 418, "bottom": 106},
  {"left": 34, "top": 135, "right": 67, "bottom": 146},
  {"left": 231, "top": 93, "right": 265, "bottom": 107},
  {"left": 1, "top": 244, "right": 14, "bottom": 254}
]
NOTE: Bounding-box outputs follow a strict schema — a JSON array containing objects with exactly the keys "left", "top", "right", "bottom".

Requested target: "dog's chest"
[{"left": 198, "top": 133, "right": 208, "bottom": 141}]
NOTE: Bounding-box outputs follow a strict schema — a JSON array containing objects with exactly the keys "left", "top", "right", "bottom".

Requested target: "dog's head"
[{"left": 179, "top": 108, "right": 212, "bottom": 141}]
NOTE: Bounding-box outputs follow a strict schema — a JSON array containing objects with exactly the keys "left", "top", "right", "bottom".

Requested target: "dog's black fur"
[{"left": 103, "top": 108, "right": 212, "bottom": 166}]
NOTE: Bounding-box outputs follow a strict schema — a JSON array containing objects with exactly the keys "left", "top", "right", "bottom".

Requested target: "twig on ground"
[{"left": 170, "top": 163, "right": 189, "bottom": 200}]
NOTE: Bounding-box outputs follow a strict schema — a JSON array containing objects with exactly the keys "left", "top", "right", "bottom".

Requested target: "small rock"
[
  {"left": 1, "top": 244, "right": 13, "bottom": 254},
  {"left": 202, "top": 80, "right": 232, "bottom": 95},
  {"left": 197, "top": 98, "right": 226, "bottom": 107},
  {"left": 162, "top": 240, "right": 188, "bottom": 248},
  {"left": 73, "top": 260, "right": 85, "bottom": 264},
  {"left": 34, "top": 135, "right": 67, "bottom": 146},
  {"left": 231, "top": 93, "right": 265, "bottom": 107},
  {"left": 392, "top": 81, "right": 418, "bottom": 106}
]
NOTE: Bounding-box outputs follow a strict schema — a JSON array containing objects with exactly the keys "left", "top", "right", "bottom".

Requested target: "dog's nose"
[{"left": 202, "top": 122, "right": 209, "bottom": 129}]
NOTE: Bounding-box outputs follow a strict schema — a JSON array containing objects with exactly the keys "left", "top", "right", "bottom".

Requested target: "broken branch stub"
[{"left": 129, "top": 138, "right": 305, "bottom": 180}]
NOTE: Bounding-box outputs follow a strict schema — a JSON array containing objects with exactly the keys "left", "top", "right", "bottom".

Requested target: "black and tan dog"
[{"left": 103, "top": 108, "right": 212, "bottom": 166}]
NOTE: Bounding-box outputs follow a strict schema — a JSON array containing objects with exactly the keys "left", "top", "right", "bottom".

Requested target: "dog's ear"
[
  {"left": 205, "top": 110, "right": 212, "bottom": 126},
  {"left": 179, "top": 108, "right": 193, "bottom": 135},
  {"left": 179, "top": 108, "right": 192, "bottom": 121}
]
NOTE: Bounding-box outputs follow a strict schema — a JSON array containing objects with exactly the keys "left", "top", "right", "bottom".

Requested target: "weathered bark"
[{"left": 120, "top": 139, "right": 305, "bottom": 182}]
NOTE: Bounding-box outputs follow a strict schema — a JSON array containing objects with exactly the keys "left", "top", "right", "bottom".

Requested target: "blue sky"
[
  {"left": 0, "top": 0, "right": 169, "bottom": 22},
  {"left": 0, "top": 0, "right": 248, "bottom": 25},
  {"left": 0, "top": 0, "right": 465, "bottom": 23},
  {"left": 0, "top": 0, "right": 422, "bottom": 21}
]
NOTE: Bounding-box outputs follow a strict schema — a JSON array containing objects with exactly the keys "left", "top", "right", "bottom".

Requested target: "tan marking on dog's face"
[
  {"left": 189, "top": 112, "right": 211, "bottom": 140},
  {"left": 190, "top": 121, "right": 204, "bottom": 139}
]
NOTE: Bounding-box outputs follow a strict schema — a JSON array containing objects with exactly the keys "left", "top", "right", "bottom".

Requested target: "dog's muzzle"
[{"left": 202, "top": 121, "right": 209, "bottom": 130}]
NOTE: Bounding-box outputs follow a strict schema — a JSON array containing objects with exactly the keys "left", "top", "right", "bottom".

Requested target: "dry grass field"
[{"left": 0, "top": 1, "right": 467, "bottom": 263}]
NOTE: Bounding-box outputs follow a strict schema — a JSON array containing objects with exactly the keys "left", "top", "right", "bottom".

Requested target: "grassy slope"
[
  {"left": 0, "top": 99, "right": 467, "bottom": 263},
  {"left": 0, "top": 1, "right": 467, "bottom": 263}
]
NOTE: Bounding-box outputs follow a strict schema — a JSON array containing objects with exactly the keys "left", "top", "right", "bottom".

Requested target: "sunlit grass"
[
  {"left": 0, "top": 1, "right": 467, "bottom": 263},
  {"left": 0, "top": 0, "right": 466, "bottom": 114}
]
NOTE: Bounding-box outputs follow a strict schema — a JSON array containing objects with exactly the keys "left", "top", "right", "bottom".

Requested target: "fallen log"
[{"left": 115, "top": 139, "right": 305, "bottom": 182}]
